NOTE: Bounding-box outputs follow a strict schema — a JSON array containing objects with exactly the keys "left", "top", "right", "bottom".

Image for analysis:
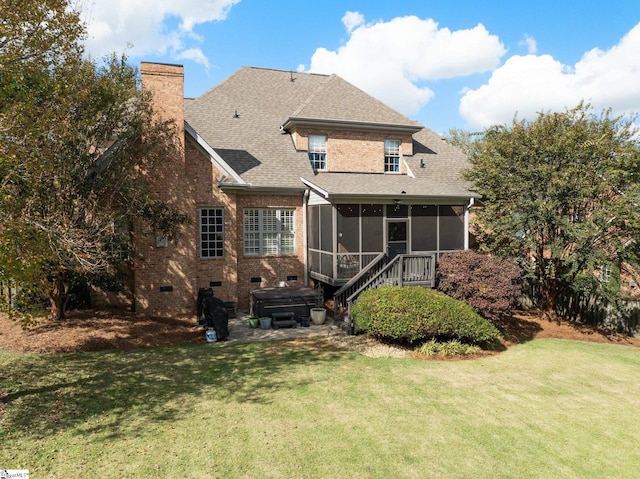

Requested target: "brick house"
[{"left": 134, "top": 62, "right": 480, "bottom": 317}]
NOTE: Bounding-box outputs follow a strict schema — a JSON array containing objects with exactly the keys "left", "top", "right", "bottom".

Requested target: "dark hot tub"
[{"left": 250, "top": 286, "right": 321, "bottom": 320}]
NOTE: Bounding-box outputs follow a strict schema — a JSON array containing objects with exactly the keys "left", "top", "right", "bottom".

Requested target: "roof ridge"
[{"left": 245, "top": 66, "right": 330, "bottom": 78}]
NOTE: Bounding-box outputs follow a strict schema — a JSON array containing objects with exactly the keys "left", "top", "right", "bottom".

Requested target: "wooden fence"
[{"left": 522, "top": 280, "right": 640, "bottom": 334}]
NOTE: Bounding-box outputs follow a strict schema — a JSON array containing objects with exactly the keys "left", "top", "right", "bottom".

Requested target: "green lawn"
[{"left": 1, "top": 338, "right": 639, "bottom": 478}]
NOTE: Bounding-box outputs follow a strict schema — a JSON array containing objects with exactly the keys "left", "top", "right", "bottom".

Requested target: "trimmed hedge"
[{"left": 351, "top": 286, "right": 502, "bottom": 345}]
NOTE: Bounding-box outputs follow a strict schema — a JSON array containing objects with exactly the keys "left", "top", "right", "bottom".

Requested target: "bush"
[
  {"left": 351, "top": 286, "right": 502, "bottom": 345},
  {"left": 437, "top": 250, "right": 522, "bottom": 322},
  {"left": 417, "top": 339, "right": 481, "bottom": 357}
]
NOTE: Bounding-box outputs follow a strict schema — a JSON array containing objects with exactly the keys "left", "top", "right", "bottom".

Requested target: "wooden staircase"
[{"left": 333, "top": 253, "right": 436, "bottom": 333}]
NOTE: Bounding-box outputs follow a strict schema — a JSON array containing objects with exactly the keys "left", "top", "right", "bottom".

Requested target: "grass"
[{"left": 1, "top": 338, "right": 640, "bottom": 478}]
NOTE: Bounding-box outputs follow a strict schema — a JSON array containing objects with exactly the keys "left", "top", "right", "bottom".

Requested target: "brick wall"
[
  {"left": 294, "top": 128, "right": 413, "bottom": 174},
  {"left": 183, "top": 133, "right": 306, "bottom": 312},
  {"left": 134, "top": 62, "right": 197, "bottom": 316},
  {"left": 133, "top": 63, "right": 334, "bottom": 316},
  {"left": 186, "top": 137, "right": 239, "bottom": 307},
  {"left": 234, "top": 194, "right": 306, "bottom": 310}
]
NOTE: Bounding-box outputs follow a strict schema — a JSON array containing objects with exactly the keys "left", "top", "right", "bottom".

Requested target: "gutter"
[
  {"left": 281, "top": 117, "right": 423, "bottom": 135},
  {"left": 303, "top": 189, "right": 309, "bottom": 286},
  {"left": 217, "top": 183, "right": 306, "bottom": 195}
]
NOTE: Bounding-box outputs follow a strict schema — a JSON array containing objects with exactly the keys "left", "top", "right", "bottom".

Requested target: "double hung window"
[
  {"left": 308, "top": 135, "right": 327, "bottom": 170},
  {"left": 244, "top": 208, "right": 295, "bottom": 256},
  {"left": 384, "top": 139, "right": 401, "bottom": 172}
]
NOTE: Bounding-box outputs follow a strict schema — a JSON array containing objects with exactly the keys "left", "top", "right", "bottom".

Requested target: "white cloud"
[
  {"left": 342, "top": 11, "right": 364, "bottom": 34},
  {"left": 460, "top": 22, "right": 640, "bottom": 129},
  {"left": 175, "top": 48, "right": 211, "bottom": 70},
  {"left": 307, "top": 14, "right": 506, "bottom": 117},
  {"left": 78, "top": 0, "right": 240, "bottom": 64},
  {"left": 519, "top": 34, "right": 537, "bottom": 54}
]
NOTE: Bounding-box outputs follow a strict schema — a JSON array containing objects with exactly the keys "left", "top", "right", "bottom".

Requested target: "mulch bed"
[{"left": 1, "top": 308, "right": 639, "bottom": 354}]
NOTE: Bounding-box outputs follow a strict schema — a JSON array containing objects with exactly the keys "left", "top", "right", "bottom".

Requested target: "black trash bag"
[{"left": 202, "top": 291, "right": 229, "bottom": 341}]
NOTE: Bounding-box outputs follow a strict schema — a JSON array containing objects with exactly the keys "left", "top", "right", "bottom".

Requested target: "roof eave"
[
  {"left": 326, "top": 193, "right": 482, "bottom": 204},
  {"left": 281, "top": 117, "right": 423, "bottom": 135},
  {"left": 218, "top": 182, "right": 306, "bottom": 195},
  {"left": 184, "top": 121, "right": 246, "bottom": 185}
]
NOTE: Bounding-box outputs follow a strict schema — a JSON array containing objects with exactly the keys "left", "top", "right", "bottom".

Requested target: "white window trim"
[
  {"left": 199, "top": 207, "right": 224, "bottom": 258},
  {"left": 244, "top": 208, "right": 296, "bottom": 256},
  {"left": 384, "top": 139, "right": 401, "bottom": 173},
  {"left": 308, "top": 134, "right": 327, "bottom": 170}
]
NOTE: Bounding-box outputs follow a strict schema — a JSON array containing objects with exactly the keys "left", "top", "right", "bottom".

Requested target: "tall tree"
[
  {"left": 1, "top": 0, "right": 187, "bottom": 319},
  {"left": 452, "top": 103, "right": 640, "bottom": 315}
]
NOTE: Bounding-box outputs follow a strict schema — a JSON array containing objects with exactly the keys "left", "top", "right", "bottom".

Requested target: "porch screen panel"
[
  {"left": 309, "top": 250, "right": 320, "bottom": 273},
  {"left": 387, "top": 204, "right": 408, "bottom": 218},
  {"left": 320, "top": 204, "right": 333, "bottom": 252},
  {"left": 361, "top": 204, "right": 383, "bottom": 252},
  {"left": 321, "top": 252, "right": 333, "bottom": 277},
  {"left": 337, "top": 204, "right": 359, "bottom": 253},
  {"left": 308, "top": 205, "right": 319, "bottom": 250},
  {"left": 439, "top": 206, "right": 465, "bottom": 250},
  {"left": 411, "top": 205, "right": 437, "bottom": 251}
]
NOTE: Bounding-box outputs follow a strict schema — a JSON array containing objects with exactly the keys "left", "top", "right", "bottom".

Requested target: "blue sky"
[{"left": 80, "top": 0, "right": 640, "bottom": 134}]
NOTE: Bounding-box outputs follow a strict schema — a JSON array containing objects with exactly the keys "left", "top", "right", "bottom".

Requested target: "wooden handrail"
[
  {"left": 341, "top": 254, "right": 436, "bottom": 326},
  {"left": 333, "top": 253, "right": 387, "bottom": 320}
]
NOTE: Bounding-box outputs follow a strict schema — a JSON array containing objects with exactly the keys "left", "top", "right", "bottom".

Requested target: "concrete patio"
[{"left": 210, "top": 311, "right": 347, "bottom": 344}]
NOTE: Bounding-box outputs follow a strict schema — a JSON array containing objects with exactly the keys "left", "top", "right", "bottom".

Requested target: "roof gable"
[
  {"left": 284, "top": 74, "right": 422, "bottom": 132},
  {"left": 184, "top": 66, "right": 475, "bottom": 198}
]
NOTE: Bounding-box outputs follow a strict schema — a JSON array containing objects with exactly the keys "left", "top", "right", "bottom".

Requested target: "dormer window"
[
  {"left": 308, "top": 135, "right": 327, "bottom": 170},
  {"left": 384, "top": 139, "right": 401, "bottom": 172}
]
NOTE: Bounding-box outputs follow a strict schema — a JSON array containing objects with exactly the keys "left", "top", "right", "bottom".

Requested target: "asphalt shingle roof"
[{"left": 184, "top": 66, "right": 477, "bottom": 198}]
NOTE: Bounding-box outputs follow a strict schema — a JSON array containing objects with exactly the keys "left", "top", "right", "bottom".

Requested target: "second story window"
[
  {"left": 308, "top": 135, "right": 327, "bottom": 170},
  {"left": 384, "top": 139, "right": 401, "bottom": 172}
]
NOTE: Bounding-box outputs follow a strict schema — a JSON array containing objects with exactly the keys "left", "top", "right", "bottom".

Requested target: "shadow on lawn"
[
  {"left": 1, "top": 339, "right": 349, "bottom": 440},
  {"left": 494, "top": 314, "right": 543, "bottom": 344}
]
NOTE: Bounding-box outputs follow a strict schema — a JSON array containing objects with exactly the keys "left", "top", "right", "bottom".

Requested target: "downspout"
[
  {"left": 303, "top": 189, "right": 310, "bottom": 286},
  {"left": 464, "top": 197, "right": 475, "bottom": 250}
]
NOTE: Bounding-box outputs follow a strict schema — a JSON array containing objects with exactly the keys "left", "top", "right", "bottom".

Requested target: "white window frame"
[
  {"left": 308, "top": 135, "right": 327, "bottom": 170},
  {"left": 384, "top": 139, "right": 401, "bottom": 172},
  {"left": 199, "top": 207, "right": 224, "bottom": 258},
  {"left": 244, "top": 208, "right": 296, "bottom": 256}
]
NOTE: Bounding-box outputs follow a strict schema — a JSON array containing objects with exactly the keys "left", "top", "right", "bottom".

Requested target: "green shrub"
[
  {"left": 351, "top": 286, "right": 502, "bottom": 345},
  {"left": 417, "top": 339, "right": 481, "bottom": 357}
]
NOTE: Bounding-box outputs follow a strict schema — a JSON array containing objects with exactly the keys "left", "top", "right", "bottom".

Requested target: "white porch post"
[{"left": 464, "top": 197, "right": 475, "bottom": 250}]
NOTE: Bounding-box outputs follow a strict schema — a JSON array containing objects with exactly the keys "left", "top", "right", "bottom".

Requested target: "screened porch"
[{"left": 307, "top": 203, "right": 467, "bottom": 286}]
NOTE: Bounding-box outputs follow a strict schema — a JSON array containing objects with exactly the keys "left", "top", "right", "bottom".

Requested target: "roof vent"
[
  {"left": 233, "top": 109, "right": 239, "bottom": 118},
  {"left": 290, "top": 70, "right": 296, "bottom": 82}
]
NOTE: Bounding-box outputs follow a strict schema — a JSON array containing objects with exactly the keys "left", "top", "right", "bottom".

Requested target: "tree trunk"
[
  {"left": 49, "top": 273, "right": 67, "bottom": 320},
  {"left": 541, "top": 279, "right": 558, "bottom": 322}
]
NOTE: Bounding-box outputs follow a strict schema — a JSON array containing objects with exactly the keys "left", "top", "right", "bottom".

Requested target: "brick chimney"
[
  {"left": 134, "top": 62, "right": 195, "bottom": 316},
  {"left": 140, "top": 62, "right": 185, "bottom": 151}
]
